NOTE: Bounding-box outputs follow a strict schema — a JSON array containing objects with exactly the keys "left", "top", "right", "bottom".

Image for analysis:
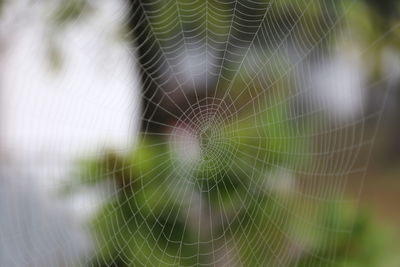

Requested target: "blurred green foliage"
[
  {"left": 76, "top": 101, "right": 399, "bottom": 266},
  {"left": 51, "top": 0, "right": 91, "bottom": 25}
]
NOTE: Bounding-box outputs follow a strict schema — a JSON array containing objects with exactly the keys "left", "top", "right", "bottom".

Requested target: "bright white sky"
[{"left": 1, "top": 0, "right": 140, "bottom": 163}]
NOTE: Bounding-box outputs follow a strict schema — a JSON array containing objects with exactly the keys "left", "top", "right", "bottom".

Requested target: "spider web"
[{"left": 32, "top": 0, "right": 398, "bottom": 266}]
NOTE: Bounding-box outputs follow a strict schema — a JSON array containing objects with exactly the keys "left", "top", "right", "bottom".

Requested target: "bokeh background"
[{"left": 0, "top": 0, "right": 399, "bottom": 266}]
